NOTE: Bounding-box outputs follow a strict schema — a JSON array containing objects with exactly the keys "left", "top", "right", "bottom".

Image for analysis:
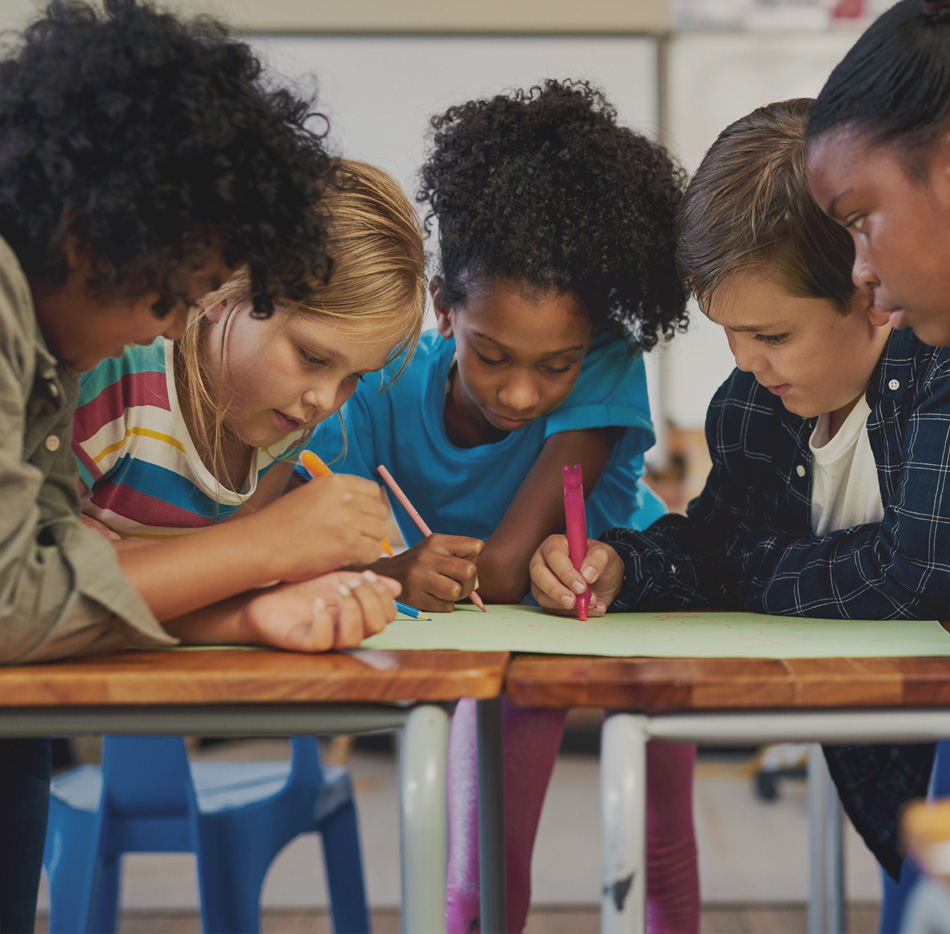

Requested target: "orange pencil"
[
  {"left": 299, "top": 451, "right": 394, "bottom": 558},
  {"left": 376, "top": 463, "right": 487, "bottom": 612}
]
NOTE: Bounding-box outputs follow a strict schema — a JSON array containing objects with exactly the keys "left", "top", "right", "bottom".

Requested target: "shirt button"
[
  {"left": 796, "top": 465, "right": 806, "bottom": 478},
  {"left": 44, "top": 434, "right": 60, "bottom": 452},
  {"left": 888, "top": 378, "right": 900, "bottom": 391},
  {"left": 47, "top": 382, "right": 59, "bottom": 399}
]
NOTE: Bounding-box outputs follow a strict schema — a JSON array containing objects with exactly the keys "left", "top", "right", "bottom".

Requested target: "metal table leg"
[
  {"left": 808, "top": 744, "right": 845, "bottom": 934},
  {"left": 399, "top": 703, "right": 450, "bottom": 934},
  {"left": 601, "top": 712, "right": 648, "bottom": 934}
]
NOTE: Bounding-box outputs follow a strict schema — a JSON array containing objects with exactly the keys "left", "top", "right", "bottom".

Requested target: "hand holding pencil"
[
  {"left": 261, "top": 452, "right": 391, "bottom": 575},
  {"left": 376, "top": 464, "right": 487, "bottom": 613},
  {"left": 299, "top": 451, "right": 394, "bottom": 558}
]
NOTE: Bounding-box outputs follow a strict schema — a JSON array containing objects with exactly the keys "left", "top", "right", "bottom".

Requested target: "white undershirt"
[{"left": 808, "top": 395, "right": 884, "bottom": 536}]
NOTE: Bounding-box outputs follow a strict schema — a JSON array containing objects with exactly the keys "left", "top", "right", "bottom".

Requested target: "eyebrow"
[
  {"left": 296, "top": 331, "right": 386, "bottom": 372},
  {"left": 825, "top": 189, "right": 853, "bottom": 220},
  {"left": 718, "top": 322, "right": 791, "bottom": 333},
  {"left": 472, "top": 330, "right": 585, "bottom": 357}
]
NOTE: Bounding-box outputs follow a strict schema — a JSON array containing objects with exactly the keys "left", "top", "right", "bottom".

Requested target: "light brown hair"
[
  {"left": 176, "top": 158, "right": 426, "bottom": 484},
  {"left": 677, "top": 98, "right": 855, "bottom": 315}
]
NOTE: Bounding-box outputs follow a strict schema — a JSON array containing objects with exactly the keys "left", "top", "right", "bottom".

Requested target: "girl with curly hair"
[{"left": 309, "top": 78, "right": 697, "bottom": 932}]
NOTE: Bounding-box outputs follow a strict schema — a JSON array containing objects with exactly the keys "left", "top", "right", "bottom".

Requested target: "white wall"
[{"left": 249, "top": 35, "right": 659, "bottom": 219}]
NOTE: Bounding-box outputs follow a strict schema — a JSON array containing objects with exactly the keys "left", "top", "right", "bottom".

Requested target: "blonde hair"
[
  {"left": 176, "top": 158, "right": 426, "bottom": 484},
  {"left": 677, "top": 99, "right": 856, "bottom": 316}
]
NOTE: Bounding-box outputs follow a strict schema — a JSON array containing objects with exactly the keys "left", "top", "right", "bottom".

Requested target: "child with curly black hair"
[
  {"left": 0, "top": 2, "right": 400, "bottom": 925},
  {"left": 309, "top": 78, "right": 697, "bottom": 932}
]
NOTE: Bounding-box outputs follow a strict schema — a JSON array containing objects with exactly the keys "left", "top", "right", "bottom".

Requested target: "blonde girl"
[{"left": 73, "top": 160, "right": 425, "bottom": 649}]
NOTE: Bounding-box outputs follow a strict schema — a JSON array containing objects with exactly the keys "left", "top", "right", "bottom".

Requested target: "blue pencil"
[{"left": 395, "top": 600, "right": 430, "bottom": 620}]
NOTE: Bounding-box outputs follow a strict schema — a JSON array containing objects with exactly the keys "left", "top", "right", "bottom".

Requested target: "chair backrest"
[{"left": 101, "top": 735, "right": 194, "bottom": 817}]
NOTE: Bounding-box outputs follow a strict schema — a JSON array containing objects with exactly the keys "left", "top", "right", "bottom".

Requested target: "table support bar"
[
  {"left": 0, "top": 704, "right": 415, "bottom": 736},
  {"left": 645, "top": 709, "right": 950, "bottom": 745}
]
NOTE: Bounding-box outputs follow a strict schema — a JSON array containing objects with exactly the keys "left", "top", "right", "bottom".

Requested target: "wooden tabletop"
[
  {"left": 506, "top": 655, "right": 950, "bottom": 712},
  {"left": 0, "top": 648, "right": 508, "bottom": 707}
]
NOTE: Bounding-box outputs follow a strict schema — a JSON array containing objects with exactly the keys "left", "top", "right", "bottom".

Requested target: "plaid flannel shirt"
[{"left": 604, "top": 327, "right": 950, "bottom": 878}]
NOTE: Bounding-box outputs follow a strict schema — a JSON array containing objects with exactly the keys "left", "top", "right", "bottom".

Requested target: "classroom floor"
[{"left": 35, "top": 722, "right": 883, "bottom": 933}]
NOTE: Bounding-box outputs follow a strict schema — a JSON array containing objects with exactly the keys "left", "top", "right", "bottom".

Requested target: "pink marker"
[{"left": 562, "top": 464, "right": 591, "bottom": 621}]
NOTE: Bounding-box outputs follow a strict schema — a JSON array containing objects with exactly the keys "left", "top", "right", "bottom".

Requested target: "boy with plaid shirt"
[{"left": 530, "top": 98, "right": 948, "bottom": 881}]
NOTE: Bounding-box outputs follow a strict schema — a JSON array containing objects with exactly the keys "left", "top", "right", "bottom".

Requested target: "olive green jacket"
[{"left": 0, "top": 235, "right": 173, "bottom": 662}]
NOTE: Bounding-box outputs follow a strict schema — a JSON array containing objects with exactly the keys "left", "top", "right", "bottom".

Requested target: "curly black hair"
[
  {"left": 417, "top": 79, "right": 688, "bottom": 351},
  {"left": 0, "top": 0, "right": 334, "bottom": 317}
]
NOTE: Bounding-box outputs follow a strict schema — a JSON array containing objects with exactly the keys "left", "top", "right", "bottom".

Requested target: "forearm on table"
[
  {"left": 118, "top": 518, "right": 277, "bottom": 622},
  {"left": 162, "top": 593, "right": 251, "bottom": 644},
  {"left": 604, "top": 521, "right": 728, "bottom": 610}
]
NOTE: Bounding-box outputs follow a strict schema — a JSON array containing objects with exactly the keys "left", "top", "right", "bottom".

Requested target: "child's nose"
[
  {"left": 498, "top": 373, "right": 540, "bottom": 413},
  {"left": 731, "top": 337, "right": 764, "bottom": 374},
  {"left": 852, "top": 247, "right": 880, "bottom": 291},
  {"left": 303, "top": 380, "right": 338, "bottom": 413}
]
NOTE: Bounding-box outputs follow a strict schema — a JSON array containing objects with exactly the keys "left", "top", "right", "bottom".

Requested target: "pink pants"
[{"left": 445, "top": 699, "right": 699, "bottom": 933}]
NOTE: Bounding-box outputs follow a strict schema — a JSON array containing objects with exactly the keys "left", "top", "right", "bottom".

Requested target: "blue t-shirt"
[{"left": 307, "top": 328, "right": 664, "bottom": 548}]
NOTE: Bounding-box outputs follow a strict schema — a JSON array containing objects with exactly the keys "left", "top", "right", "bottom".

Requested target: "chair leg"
[
  {"left": 195, "top": 827, "right": 270, "bottom": 934},
  {"left": 879, "top": 860, "right": 921, "bottom": 934},
  {"left": 45, "top": 801, "right": 93, "bottom": 934},
  {"left": 321, "top": 800, "right": 370, "bottom": 934},
  {"left": 197, "top": 866, "right": 267, "bottom": 934},
  {"left": 88, "top": 855, "right": 121, "bottom": 934}
]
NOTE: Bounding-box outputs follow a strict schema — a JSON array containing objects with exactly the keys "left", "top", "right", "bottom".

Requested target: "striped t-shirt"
[{"left": 73, "top": 338, "right": 310, "bottom": 540}]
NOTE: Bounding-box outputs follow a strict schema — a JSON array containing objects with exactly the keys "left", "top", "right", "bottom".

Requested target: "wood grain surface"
[
  {"left": 0, "top": 648, "right": 508, "bottom": 707},
  {"left": 506, "top": 654, "right": 950, "bottom": 712}
]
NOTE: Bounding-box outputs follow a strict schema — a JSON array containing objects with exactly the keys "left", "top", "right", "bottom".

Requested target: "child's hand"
[
  {"left": 529, "top": 535, "right": 625, "bottom": 616},
  {"left": 79, "top": 514, "right": 122, "bottom": 541},
  {"left": 241, "top": 569, "right": 401, "bottom": 652},
  {"left": 377, "top": 533, "right": 484, "bottom": 612},
  {"left": 253, "top": 474, "right": 391, "bottom": 579}
]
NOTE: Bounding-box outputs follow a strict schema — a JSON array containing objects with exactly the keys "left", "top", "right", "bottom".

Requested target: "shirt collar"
[{"left": 866, "top": 328, "right": 919, "bottom": 404}]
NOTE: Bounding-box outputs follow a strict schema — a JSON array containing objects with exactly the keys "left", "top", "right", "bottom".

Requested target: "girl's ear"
[
  {"left": 204, "top": 300, "right": 228, "bottom": 323},
  {"left": 430, "top": 277, "right": 455, "bottom": 339}
]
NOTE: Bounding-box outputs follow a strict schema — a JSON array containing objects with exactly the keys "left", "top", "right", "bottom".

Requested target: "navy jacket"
[{"left": 605, "top": 327, "right": 950, "bottom": 878}]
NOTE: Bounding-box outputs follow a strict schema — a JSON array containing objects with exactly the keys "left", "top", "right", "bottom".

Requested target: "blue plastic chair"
[
  {"left": 43, "top": 735, "right": 369, "bottom": 933},
  {"left": 878, "top": 738, "right": 950, "bottom": 933}
]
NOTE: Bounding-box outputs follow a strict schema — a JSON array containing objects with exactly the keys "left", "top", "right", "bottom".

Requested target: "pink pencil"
[{"left": 377, "top": 464, "right": 487, "bottom": 612}]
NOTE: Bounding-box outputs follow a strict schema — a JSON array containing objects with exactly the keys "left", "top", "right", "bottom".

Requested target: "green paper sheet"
[{"left": 360, "top": 604, "right": 950, "bottom": 658}]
